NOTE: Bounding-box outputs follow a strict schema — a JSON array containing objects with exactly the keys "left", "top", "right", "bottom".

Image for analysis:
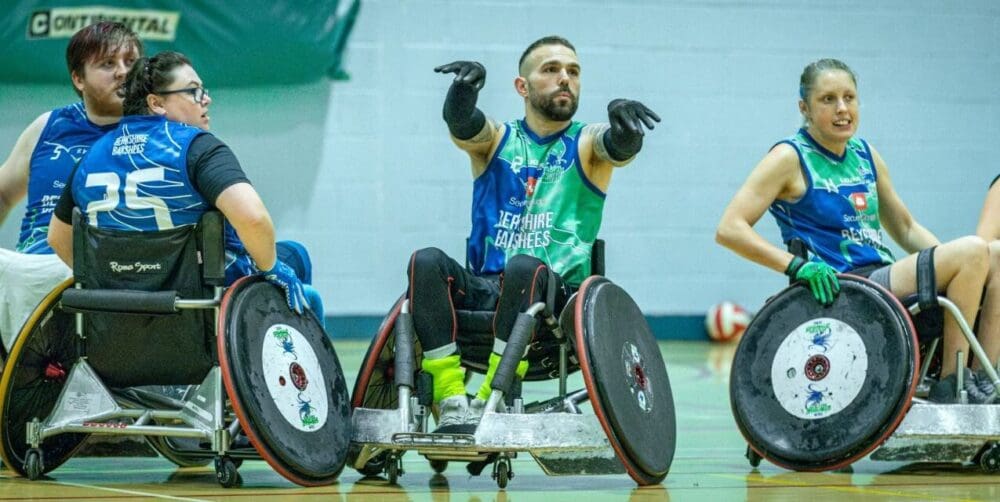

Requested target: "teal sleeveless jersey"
[
  {"left": 769, "top": 129, "right": 894, "bottom": 272},
  {"left": 469, "top": 119, "right": 605, "bottom": 285}
]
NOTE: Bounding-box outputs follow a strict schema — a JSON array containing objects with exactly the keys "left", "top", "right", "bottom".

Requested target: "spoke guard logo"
[
  {"left": 262, "top": 324, "right": 326, "bottom": 431},
  {"left": 622, "top": 341, "right": 652, "bottom": 413},
  {"left": 771, "top": 318, "right": 869, "bottom": 420}
]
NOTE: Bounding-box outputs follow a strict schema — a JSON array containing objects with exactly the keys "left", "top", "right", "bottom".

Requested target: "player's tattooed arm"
[
  {"left": 459, "top": 117, "right": 500, "bottom": 146},
  {"left": 584, "top": 123, "right": 625, "bottom": 166}
]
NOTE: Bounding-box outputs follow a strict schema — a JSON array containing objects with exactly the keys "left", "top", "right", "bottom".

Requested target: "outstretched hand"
[
  {"left": 434, "top": 61, "right": 486, "bottom": 91},
  {"left": 607, "top": 99, "right": 661, "bottom": 137}
]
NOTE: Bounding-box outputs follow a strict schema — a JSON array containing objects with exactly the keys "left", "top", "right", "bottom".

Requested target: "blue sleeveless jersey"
[
  {"left": 468, "top": 119, "right": 587, "bottom": 276},
  {"left": 18, "top": 103, "right": 115, "bottom": 254},
  {"left": 73, "top": 115, "right": 251, "bottom": 282},
  {"left": 769, "top": 129, "right": 895, "bottom": 272}
]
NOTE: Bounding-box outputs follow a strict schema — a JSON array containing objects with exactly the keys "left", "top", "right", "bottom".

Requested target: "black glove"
[
  {"left": 435, "top": 61, "right": 488, "bottom": 139},
  {"left": 434, "top": 61, "right": 487, "bottom": 91},
  {"left": 603, "top": 99, "right": 661, "bottom": 161}
]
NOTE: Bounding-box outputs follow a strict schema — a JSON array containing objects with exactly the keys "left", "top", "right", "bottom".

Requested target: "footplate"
[
  {"left": 871, "top": 402, "right": 1000, "bottom": 463},
  {"left": 534, "top": 449, "right": 626, "bottom": 476}
]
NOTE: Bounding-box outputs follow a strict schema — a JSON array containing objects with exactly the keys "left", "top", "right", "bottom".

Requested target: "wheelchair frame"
[
  {"left": 867, "top": 294, "right": 1000, "bottom": 470},
  {"left": 743, "top": 239, "right": 1000, "bottom": 471},
  {"left": 350, "top": 272, "right": 674, "bottom": 488},
  {"left": 1, "top": 211, "right": 348, "bottom": 487},
  {"left": 351, "top": 296, "right": 625, "bottom": 489}
]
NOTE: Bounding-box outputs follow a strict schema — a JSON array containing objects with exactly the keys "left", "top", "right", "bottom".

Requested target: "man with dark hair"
[
  {"left": 0, "top": 21, "right": 142, "bottom": 350},
  {"left": 408, "top": 35, "right": 660, "bottom": 432}
]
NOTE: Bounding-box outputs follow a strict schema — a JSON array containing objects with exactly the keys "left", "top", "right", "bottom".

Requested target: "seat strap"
[
  {"left": 545, "top": 268, "right": 558, "bottom": 319},
  {"left": 916, "top": 247, "right": 938, "bottom": 310}
]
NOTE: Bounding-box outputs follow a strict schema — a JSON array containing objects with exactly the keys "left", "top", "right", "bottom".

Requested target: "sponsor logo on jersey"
[
  {"left": 850, "top": 192, "right": 868, "bottom": 211},
  {"left": 43, "top": 141, "right": 89, "bottom": 163}
]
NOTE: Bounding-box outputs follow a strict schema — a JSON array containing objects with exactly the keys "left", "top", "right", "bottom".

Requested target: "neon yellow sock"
[
  {"left": 476, "top": 352, "right": 529, "bottom": 401},
  {"left": 421, "top": 354, "right": 467, "bottom": 402}
]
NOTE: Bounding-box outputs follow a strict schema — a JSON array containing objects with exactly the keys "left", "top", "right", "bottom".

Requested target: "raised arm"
[
  {"left": 434, "top": 60, "right": 503, "bottom": 176},
  {"left": 579, "top": 99, "right": 660, "bottom": 192},
  {"left": 0, "top": 113, "right": 49, "bottom": 225}
]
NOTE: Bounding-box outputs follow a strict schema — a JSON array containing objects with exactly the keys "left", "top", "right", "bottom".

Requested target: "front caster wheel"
[
  {"left": 386, "top": 452, "right": 404, "bottom": 485},
  {"left": 215, "top": 456, "right": 242, "bottom": 488},
  {"left": 746, "top": 445, "right": 762, "bottom": 468},
  {"left": 492, "top": 455, "right": 513, "bottom": 489},
  {"left": 980, "top": 443, "right": 1000, "bottom": 473},
  {"left": 24, "top": 449, "right": 44, "bottom": 480},
  {"left": 430, "top": 459, "right": 447, "bottom": 473}
]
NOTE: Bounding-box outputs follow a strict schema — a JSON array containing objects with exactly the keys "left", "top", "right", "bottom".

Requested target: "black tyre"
[{"left": 0, "top": 280, "right": 87, "bottom": 478}]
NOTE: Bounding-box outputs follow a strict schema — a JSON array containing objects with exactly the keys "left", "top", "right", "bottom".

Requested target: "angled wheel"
[
  {"left": 219, "top": 276, "right": 351, "bottom": 487},
  {"left": 0, "top": 279, "right": 87, "bottom": 477},
  {"left": 568, "top": 276, "right": 676, "bottom": 485},
  {"left": 349, "top": 295, "right": 422, "bottom": 476},
  {"left": 730, "top": 276, "right": 918, "bottom": 471},
  {"left": 351, "top": 294, "right": 419, "bottom": 411}
]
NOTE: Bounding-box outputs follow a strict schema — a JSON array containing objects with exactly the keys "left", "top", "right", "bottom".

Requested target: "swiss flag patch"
[
  {"left": 850, "top": 192, "right": 868, "bottom": 211},
  {"left": 526, "top": 177, "right": 537, "bottom": 197}
]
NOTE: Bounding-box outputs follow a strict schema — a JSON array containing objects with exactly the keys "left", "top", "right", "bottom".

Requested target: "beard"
[{"left": 528, "top": 84, "right": 578, "bottom": 121}]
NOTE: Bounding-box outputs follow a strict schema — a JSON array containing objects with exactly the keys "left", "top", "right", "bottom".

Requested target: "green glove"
[{"left": 785, "top": 257, "right": 840, "bottom": 306}]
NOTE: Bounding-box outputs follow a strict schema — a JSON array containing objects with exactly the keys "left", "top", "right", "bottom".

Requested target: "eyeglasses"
[{"left": 157, "top": 87, "right": 209, "bottom": 103}]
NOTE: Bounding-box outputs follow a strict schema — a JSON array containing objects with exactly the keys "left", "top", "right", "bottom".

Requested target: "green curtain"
[{"left": 2, "top": 0, "right": 361, "bottom": 86}]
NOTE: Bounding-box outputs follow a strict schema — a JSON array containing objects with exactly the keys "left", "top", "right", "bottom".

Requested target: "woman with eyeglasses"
[{"left": 47, "top": 51, "right": 313, "bottom": 315}]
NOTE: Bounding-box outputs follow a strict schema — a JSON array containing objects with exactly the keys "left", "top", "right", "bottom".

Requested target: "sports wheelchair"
[
  {"left": 349, "top": 242, "right": 676, "bottom": 488},
  {"left": 0, "top": 210, "right": 351, "bottom": 487},
  {"left": 731, "top": 242, "right": 1000, "bottom": 472}
]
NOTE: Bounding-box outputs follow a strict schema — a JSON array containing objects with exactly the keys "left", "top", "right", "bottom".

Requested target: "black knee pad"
[
  {"left": 407, "top": 247, "right": 450, "bottom": 278},
  {"left": 504, "top": 254, "right": 546, "bottom": 279}
]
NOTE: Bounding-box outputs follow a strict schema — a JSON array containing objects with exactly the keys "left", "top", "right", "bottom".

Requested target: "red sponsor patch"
[
  {"left": 850, "top": 192, "right": 868, "bottom": 211},
  {"left": 526, "top": 177, "right": 537, "bottom": 197}
]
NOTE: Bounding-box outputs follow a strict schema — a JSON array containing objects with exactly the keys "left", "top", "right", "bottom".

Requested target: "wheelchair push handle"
[
  {"left": 61, "top": 289, "right": 180, "bottom": 315},
  {"left": 60, "top": 288, "right": 221, "bottom": 315}
]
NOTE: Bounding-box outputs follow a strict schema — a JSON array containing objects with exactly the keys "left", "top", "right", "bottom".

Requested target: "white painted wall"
[{"left": 2, "top": 1, "right": 997, "bottom": 317}]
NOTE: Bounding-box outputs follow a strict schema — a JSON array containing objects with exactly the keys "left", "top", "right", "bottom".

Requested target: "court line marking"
[
  {"left": 43, "top": 480, "right": 210, "bottom": 502},
  {"left": 714, "top": 473, "right": 982, "bottom": 502}
]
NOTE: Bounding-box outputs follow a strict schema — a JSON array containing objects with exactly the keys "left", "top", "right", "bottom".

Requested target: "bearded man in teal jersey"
[{"left": 405, "top": 36, "right": 660, "bottom": 432}]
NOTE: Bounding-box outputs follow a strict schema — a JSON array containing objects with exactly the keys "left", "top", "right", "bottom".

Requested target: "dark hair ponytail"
[{"left": 122, "top": 51, "right": 193, "bottom": 116}]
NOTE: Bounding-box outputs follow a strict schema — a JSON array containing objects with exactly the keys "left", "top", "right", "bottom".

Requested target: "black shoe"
[
  {"left": 973, "top": 369, "right": 999, "bottom": 401},
  {"left": 929, "top": 368, "right": 996, "bottom": 404}
]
